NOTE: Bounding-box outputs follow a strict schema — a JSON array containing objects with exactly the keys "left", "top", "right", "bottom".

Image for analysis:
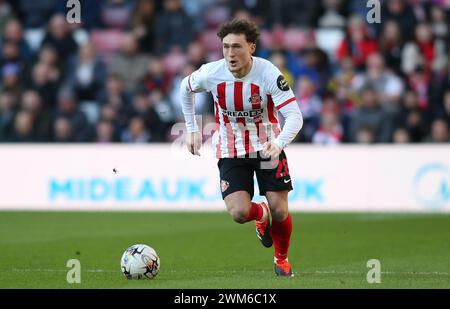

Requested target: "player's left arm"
[{"left": 263, "top": 67, "right": 303, "bottom": 158}]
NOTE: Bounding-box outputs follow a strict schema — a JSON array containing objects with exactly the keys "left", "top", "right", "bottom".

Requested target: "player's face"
[{"left": 222, "top": 33, "right": 256, "bottom": 77}]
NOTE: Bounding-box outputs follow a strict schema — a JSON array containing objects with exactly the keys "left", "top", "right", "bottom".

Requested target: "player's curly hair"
[{"left": 217, "top": 19, "right": 260, "bottom": 44}]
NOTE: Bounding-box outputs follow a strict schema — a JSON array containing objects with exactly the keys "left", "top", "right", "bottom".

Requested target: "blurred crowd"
[{"left": 0, "top": 0, "right": 449, "bottom": 144}]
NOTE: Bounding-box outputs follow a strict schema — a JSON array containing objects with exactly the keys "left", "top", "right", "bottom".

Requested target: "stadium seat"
[
  {"left": 24, "top": 29, "right": 45, "bottom": 52},
  {"left": 72, "top": 29, "right": 90, "bottom": 47},
  {"left": 90, "top": 30, "right": 126, "bottom": 63},
  {"left": 260, "top": 30, "right": 274, "bottom": 49},
  {"left": 283, "top": 28, "right": 311, "bottom": 52},
  {"left": 163, "top": 52, "right": 187, "bottom": 76},
  {"left": 199, "top": 29, "right": 222, "bottom": 53},
  {"left": 204, "top": 6, "right": 230, "bottom": 28}
]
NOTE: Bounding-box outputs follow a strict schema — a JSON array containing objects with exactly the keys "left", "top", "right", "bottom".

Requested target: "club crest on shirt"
[
  {"left": 277, "top": 75, "right": 290, "bottom": 91},
  {"left": 220, "top": 180, "right": 230, "bottom": 192},
  {"left": 248, "top": 93, "right": 262, "bottom": 105}
]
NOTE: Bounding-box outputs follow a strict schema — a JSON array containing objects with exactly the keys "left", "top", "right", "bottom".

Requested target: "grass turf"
[{"left": 0, "top": 212, "right": 449, "bottom": 288}]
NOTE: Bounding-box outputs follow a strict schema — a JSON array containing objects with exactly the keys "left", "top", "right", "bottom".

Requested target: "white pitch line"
[
  {"left": 11, "top": 268, "right": 116, "bottom": 273},
  {"left": 10, "top": 268, "right": 450, "bottom": 276}
]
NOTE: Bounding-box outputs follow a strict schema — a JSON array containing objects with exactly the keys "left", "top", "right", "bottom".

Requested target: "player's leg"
[
  {"left": 265, "top": 190, "right": 294, "bottom": 277},
  {"left": 224, "top": 191, "right": 252, "bottom": 223},
  {"left": 255, "top": 150, "right": 294, "bottom": 276},
  {"left": 218, "top": 158, "right": 267, "bottom": 225}
]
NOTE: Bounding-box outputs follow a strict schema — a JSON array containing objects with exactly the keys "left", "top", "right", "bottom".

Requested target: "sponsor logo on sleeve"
[{"left": 277, "top": 75, "right": 290, "bottom": 91}]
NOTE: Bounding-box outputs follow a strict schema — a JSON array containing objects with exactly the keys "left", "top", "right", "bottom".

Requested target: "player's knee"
[
  {"left": 229, "top": 207, "right": 249, "bottom": 224},
  {"left": 271, "top": 207, "right": 288, "bottom": 222}
]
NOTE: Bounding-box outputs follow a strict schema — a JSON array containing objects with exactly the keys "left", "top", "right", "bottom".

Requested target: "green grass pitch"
[{"left": 0, "top": 211, "right": 449, "bottom": 288}]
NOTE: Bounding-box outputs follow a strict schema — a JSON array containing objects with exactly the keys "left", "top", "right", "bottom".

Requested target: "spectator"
[
  {"left": 66, "top": 42, "right": 106, "bottom": 102},
  {"left": 11, "top": 110, "right": 35, "bottom": 142},
  {"left": 439, "top": 90, "right": 450, "bottom": 124},
  {"left": 312, "top": 105, "right": 343, "bottom": 145},
  {"left": 37, "top": 45, "right": 62, "bottom": 81},
  {"left": 41, "top": 14, "right": 79, "bottom": 62},
  {"left": 430, "top": 61, "right": 450, "bottom": 115},
  {"left": 424, "top": 118, "right": 450, "bottom": 143},
  {"left": 295, "top": 76, "right": 322, "bottom": 142},
  {"left": 99, "top": 104, "right": 122, "bottom": 135},
  {"left": 15, "top": 0, "right": 58, "bottom": 29},
  {"left": 108, "top": 33, "right": 149, "bottom": 92},
  {"left": 351, "top": 86, "right": 392, "bottom": 143},
  {"left": 96, "top": 74, "right": 133, "bottom": 131},
  {"left": 180, "top": 0, "right": 206, "bottom": 32},
  {"left": 429, "top": 4, "right": 449, "bottom": 41},
  {"left": 270, "top": 51, "right": 295, "bottom": 89},
  {"left": 296, "top": 47, "right": 331, "bottom": 94},
  {"left": 149, "top": 90, "right": 176, "bottom": 133},
  {"left": 143, "top": 57, "right": 173, "bottom": 96},
  {"left": 131, "top": 90, "right": 167, "bottom": 141},
  {"left": 28, "top": 62, "right": 58, "bottom": 109},
  {"left": 408, "top": 0, "right": 429, "bottom": 24},
  {"left": 0, "top": 40, "right": 21, "bottom": 73},
  {"left": 353, "top": 53, "right": 404, "bottom": 115},
  {"left": 0, "top": 90, "right": 17, "bottom": 141},
  {"left": 1, "top": 19, "right": 32, "bottom": 61},
  {"left": 401, "top": 22, "right": 447, "bottom": 75},
  {"left": 53, "top": 90, "right": 92, "bottom": 142},
  {"left": 394, "top": 90, "right": 428, "bottom": 143},
  {"left": 392, "top": 127, "right": 411, "bottom": 144},
  {"left": 20, "top": 90, "right": 51, "bottom": 141},
  {"left": 336, "top": 15, "right": 378, "bottom": 69},
  {"left": 379, "top": 0, "right": 418, "bottom": 41},
  {"left": 327, "top": 56, "right": 359, "bottom": 114},
  {"left": 121, "top": 116, "right": 150, "bottom": 143},
  {"left": 378, "top": 20, "right": 403, "bottom": 74},
  {"left": 168, "top": 63, "right": 213, "bottom": 121},
  {"left": 1, "top": 63, "right": 22, "bottom": 98},
  {"left": 95, "top": 120, "right": 116, "bottom": 143},
  {"left": 155, "top": 0, "right": 194, "bottom": 53},
  {"left": 53, "top": 117, "right": 73, "bottom": 142},
  {"left": 229, "top": 0, "right": 274, "bottom": 28},
  {"left": 407, "top": 66, "right": 431, "bottom": 110},
  {"left": 355, "top": 126, "right": 375, "bottom": 144},
  {"left": 131, "top": 0, "right": 157, "bottom": 53},
  {"left": 186, "top": 41, "right": 207, "bottom": 70},
  {"left": 0, "top": 0, "right": 14, "bottom": 37}
]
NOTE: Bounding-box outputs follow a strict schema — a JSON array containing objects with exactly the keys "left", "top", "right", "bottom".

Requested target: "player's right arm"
[{"left": 180, "top": 65, "right": 209, "bottom": 156}]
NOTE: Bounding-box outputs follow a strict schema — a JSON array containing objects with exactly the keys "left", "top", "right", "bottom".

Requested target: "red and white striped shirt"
[{"left": 184, "top": 57, "right": 300, "bottom": 158}]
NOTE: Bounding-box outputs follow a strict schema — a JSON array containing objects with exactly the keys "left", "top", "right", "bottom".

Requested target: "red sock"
[
  {"left": 246, "top": 202, "right": 263, "bottom": 222},
  {"left": 271, "top": 213, "right": 293, "bottom": 261}
]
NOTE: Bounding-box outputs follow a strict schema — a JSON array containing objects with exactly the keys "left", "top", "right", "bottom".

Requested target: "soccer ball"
[{"left": 120, "top": 244, "right": 160, "bottom": 279}]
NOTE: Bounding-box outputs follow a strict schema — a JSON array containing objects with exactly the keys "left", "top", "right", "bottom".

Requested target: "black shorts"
[{"left": 218, "top": 150, "right": 293, "bottom": 199}]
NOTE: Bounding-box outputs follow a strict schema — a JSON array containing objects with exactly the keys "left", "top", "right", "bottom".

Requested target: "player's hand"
[
  {"left": 186, "top": 131, "right": 202, "bottom": 156},
  {"left": 262, "top": 141, "right": 282, "bottom": 159}
]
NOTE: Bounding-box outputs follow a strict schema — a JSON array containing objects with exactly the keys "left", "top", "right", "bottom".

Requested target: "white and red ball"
[{"left": 120, "top": 244, "right": 160, "bottom": 279}]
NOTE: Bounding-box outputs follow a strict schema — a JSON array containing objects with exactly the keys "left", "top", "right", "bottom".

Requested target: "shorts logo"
[
  {"left": 221, "top": 180, "right": 230, "bottom": 192},
  {"left": 277, "top": 75, "right": 290, "bottom": 91}
]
